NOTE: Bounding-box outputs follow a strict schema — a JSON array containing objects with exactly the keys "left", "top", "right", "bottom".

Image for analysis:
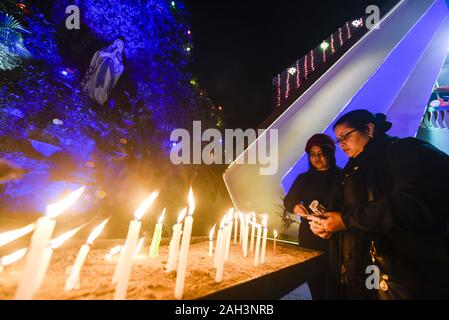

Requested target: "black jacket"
[
  {"left": 284, "top": 168, "right": 341, "bottom": 251},
  {"left": 328, "top": 136, "right": 449, "bottom": 299}
]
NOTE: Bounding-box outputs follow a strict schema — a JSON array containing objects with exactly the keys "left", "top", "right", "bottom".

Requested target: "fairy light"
[
  {"left": 310, "top": 50, "right": 315, "bottom": 72},
  {"left": 352, "top": 18, "right": 363, "bottom": 28},
  {"left": 338, "top": 28, "right": 343, "bottom": 46},
  {"left": 285, "top": 71, "right": 290, "bottom": 99},
  {"left": 304, "top": 54, "right": 308, "bottom": 79},
  {"left": 277, "top": 74, "right": 281, "bottom": 108},
  {"left": 346, "top": 22, "right": 351, "bottom": 39},
  {"left": 320, "top": 41, "right": 329, "bottom": 63},
  {"left": 296, "top": 60, "right": 300, "bottom": 88}
]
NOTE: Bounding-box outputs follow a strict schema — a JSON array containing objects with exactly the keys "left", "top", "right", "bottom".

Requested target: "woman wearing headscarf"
[
  {"left": 308, "top": 109, "right": 449, "bottom": 299},
  {"left": 283, "top": 133, "right": 341, "bottom": 299}
]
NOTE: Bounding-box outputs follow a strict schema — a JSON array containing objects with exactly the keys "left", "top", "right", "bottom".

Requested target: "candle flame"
[
  {"left": 0, "top": 223, "right": 35, "bottom": 247},
  {"left": 157, "top": 209, "right": 166, "bottom": 224},
  {"left": 177, "top": 208, "right": 187, "bottom": 224},
  {"left": 226, "top": 209, "right": 234, "bottom": 223},
  {"left": 262, "top": 214, "right": 268, "bottom": 228},
  {"left": 50, "top": 225, "right": 84, "bottom": 249},
  {"left": 134, "top": 191, "right": 159, "bottom": 221},
  {"left": 87, "top": 218, "right": 110, "bottom": 245},
  {"left": 105, "top": 245, "right": 122, "bottom": 261},
  {"left": 187, "top": 187, "right": 195, "bottom": 216},
  {"left": 209, "top": 224, "right": 216, "bottom": 241},
  {"left": 46, "top": 187, "right": 85, "bottom": 219},
  {"left": 134, "top": 238, "right": 145, "bottom": 256},
  {"left": 274, "top": 230, "right": 278, "bottom": 238},
  {"left": 0, "top": 248, "right": 27, "bottom": 266}
]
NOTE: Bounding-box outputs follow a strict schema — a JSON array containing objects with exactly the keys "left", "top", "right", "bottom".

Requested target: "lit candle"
[
  {"left": 224, "top": 209, "right": 234, "bottom": 261},
  {"left": 134, "top": 237, "right": 145, "bottom": 257},
  {"left": 34, "top": 225, "right": 84, "bottom": 294},
  {"left": 214, "top": 218, "right": 227, "bottom": 282},
  {"left": 114, "top": 191, "right": 159, "bottom": 300},
  {"left": 254, "top": 223, "right": 262, "bottom": 266},
  {"left": 174, "top": 187, "right": 195, "bottom": 299},
  {"left": 0, "top": 223, "right": 35, "bottom": 247},
  {"left": 250, "top": 212, "right": 256, "bottom": 253},
  {"left": 149, "top": 209, "right": 165, "bottom": 258},
  {"left": 15, "top": 187, "right": 85, "bottom": 300},
  {"left": 273, "top": 230, "right": 278, "bottom": 255},
  {"left": 65, "top": 219, "right": 109, "bottom": 291},
  {"left": 0, "top": 248, "right": 27, "bottom": 272},
  {"left": 105, "top": 245, "right": 122, "bottom": 261},
  {"left": 209, "top": 224, "right": 216, "bottom": 257},
  {"left": 233, "top": 210, "right": 238, "bottom": 244},
  {"left": 242, "top": 214, "right": 250, "bottom": 258},
  {"left": 260, "top": 215, "right": 268, "bottom": 264},
  {"left": 239, "top": 212, "right": 244, "bottom": 245},
  {"left": 166, "top": 208, "right": 187, "bottom": 272},
  {"left": 214, "top": 216, "right": 226, "bottom": 268}
]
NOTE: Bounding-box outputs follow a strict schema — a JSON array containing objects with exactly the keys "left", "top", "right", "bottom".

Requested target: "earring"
[{"left": 369, "top": 133, "right": 374, "bottom": 138}]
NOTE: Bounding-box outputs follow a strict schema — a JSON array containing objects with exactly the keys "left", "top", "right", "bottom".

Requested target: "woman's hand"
[
  {"left": 308, "top": 212, "right": 347, "bottom": 233},
  {"left": 309, "top": 221, "right": 332, "bottom": 239}
]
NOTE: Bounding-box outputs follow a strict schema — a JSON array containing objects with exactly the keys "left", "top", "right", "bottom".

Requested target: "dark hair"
[
  {"left": 307, "top": 144, "right": 337, "bottom": 171},
  {"left": 333, "top": 109, "right": 392, "bottom": 138}
]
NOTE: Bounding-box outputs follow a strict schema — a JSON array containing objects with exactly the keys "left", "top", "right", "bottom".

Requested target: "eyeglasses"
[{"left": 335, "top": 129, "right": 357, "bottom": 144}]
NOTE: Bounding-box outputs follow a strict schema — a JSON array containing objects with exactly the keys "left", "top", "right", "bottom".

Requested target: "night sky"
[{"left": 184, "top": 0, "right": 391, "bottom": 129}]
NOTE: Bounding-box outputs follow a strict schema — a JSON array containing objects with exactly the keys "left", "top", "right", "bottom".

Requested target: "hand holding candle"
[
  {"left": 149, "top": 209, "right": 165, "bottom": 258},
  {"left": 15, "top": 186, "right": 85, "bottom": 300}
]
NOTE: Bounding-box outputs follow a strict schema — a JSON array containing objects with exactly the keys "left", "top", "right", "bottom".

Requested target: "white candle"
[
  {"left": 239, "top": 212, "right": 244, "bottom": 245},
  {"left": 213, "top": 216, "right": 225, "bottom": 268},
  {"left": 224, "top": 211, "right": 233, "bottom": 261},
  {"left": 149, "top": 209, "right": 165, "bottom": 258},
  {"left": 105, "top": 245, "right": 122, "bottom": 261},
  {"left": 260, "top": 215, "right": 268, "bottom": 264},
  {"left": 114, "top": 192, "right": 159, "bottom": 300},
  {"left": 134, "top": 237, "right": 145, "bottom": 257},
  {"left": 166, "top": 208, "right": 187, "bottom": 272},
  {"left": 254, "top": 223, "right": 262, "bottom": 266},
  {"left": 215, "top": 219, "right": 227, "bottom": 282},
  {"left": 15, "top": 187, "right": 85, "bottom": 300},
  {"left": 209, "top": 224, "right": 216, "bottom": 257},
  {"left": 242, "top": 214, "right": 250, "bottom": 258},
  {"left": 250, "top": 212, "right": 256, "bottom": 253},
  {"left": 174, "top": 188, "right": 195, "bottom": 299},
  {"left": 34, "top": 225, "right": 84, "bottom": 293},
  {"left": 233, "top": 211, "right": 238, "bottom": 244},
  {"left": 65, "top": 219, "right": 109, "bottom": 291},
  {"left": 273, "top": 230, "right": 278, "bottom": 255},
  {"left": 0, "top": 223, "right": 35, "bottom": 247}
]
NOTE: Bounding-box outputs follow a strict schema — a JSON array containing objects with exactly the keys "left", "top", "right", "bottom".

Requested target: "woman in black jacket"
[
  {"left": 283, "top": 133, "right": 341, "bottom": 299},
  {"left": 309, "top": 109, "right": 449, "bottom": 299}
]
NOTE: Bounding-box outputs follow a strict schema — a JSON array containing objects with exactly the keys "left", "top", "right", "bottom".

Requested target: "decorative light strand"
[
  {"left": 296, "top": 60, "right": 300, "bottom": 88},
  {"left": 346, "top": 22, "right": 351, "bottom": 39},
  {"left": 285, "top": 71, "right": 290, "bottom": 99},
  {"left": 304, "top": 54, "right": 308, "bottom": 79},
  {"left": 338, "top": 28, "right": 343, "bottom": 46},
  {"left": 310, "top": 50, "right": 315, "bottom": 72},
  {"left": 277, "top": 74, "right": 281, "bottom": 108}
]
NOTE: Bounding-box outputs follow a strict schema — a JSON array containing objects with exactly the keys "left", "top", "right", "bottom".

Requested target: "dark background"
[{"left": 184, "top": 0, "right": 391, "bottom": 129}]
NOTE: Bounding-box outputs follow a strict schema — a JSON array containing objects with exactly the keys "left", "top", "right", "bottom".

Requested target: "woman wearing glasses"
[
  {"left": 308, "top": 109, "right": 449, "bottom": 299},
  {"left": 283, "top": 133, "right": 341, "bottom": 299}
]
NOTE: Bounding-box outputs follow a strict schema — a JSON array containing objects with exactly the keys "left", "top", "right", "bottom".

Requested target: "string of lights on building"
[{"left": 274, "top": 18, "right": 365, "bottom": 108}]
